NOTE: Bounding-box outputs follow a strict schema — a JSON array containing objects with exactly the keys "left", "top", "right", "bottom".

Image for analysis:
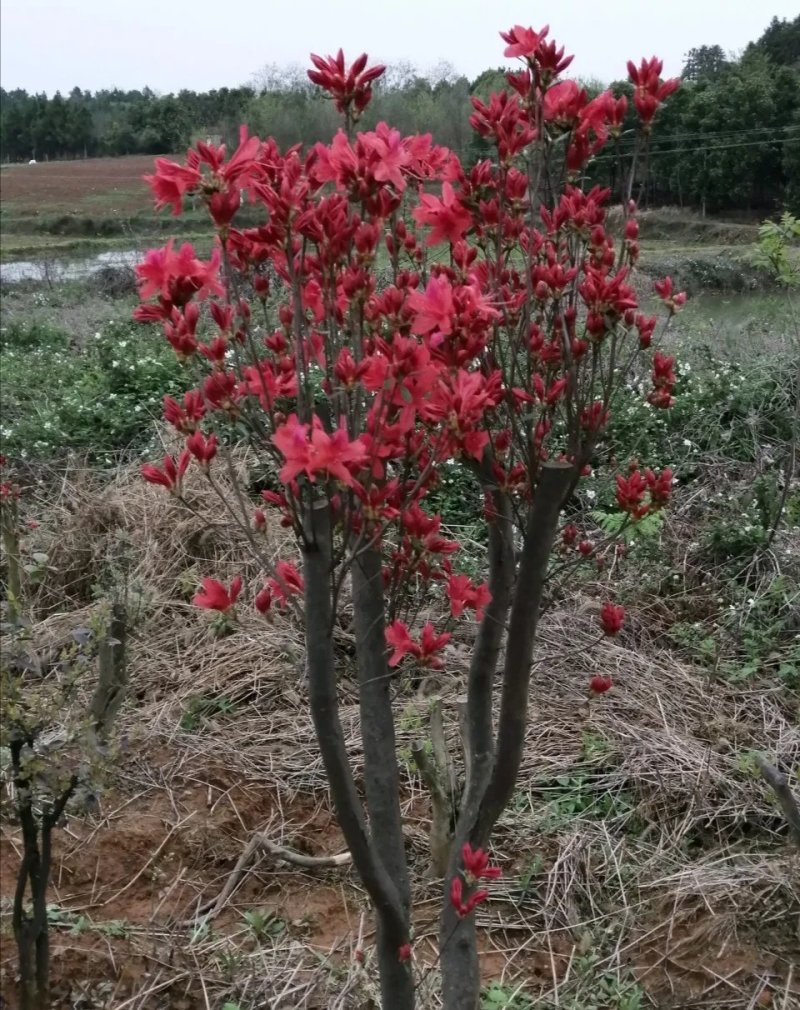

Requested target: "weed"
[
  {"left": 481, "top": 982, "right": 533, "bottom": 1010},
  {"left": 242, "top": 908, "right": 286, "bottom": 942},
  {"left": 180, "top": 693, "right": 237, "bottom": 731}
]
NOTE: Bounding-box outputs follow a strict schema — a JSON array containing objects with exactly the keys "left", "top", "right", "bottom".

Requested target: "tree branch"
[{"left": 477, "top": 461, "right": 574, "bottom": 840}]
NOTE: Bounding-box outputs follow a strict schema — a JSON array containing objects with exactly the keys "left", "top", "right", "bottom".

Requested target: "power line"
[{"left": 591, "top": 134, "right": 797, "bottom": 164}]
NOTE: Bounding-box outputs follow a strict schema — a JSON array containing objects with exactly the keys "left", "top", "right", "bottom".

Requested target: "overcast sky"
[{"left": 1, "top": 1, "right": 796, "bottom": 95}]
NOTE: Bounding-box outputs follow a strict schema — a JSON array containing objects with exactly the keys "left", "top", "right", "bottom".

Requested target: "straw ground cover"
[{"left": 0, "top": 413, "right": 797, "bottom": 1008}]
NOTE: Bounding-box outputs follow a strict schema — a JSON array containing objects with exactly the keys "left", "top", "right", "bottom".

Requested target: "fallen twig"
[{"left": 184, "top": 832, "right": 351, "bottom": 924}]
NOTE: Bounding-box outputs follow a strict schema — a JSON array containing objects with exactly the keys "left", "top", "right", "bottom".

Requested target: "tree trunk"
[
  {"left": 352, "top": 547, "right": 415, "bottom": 1009},
  {"left": 477, "top": 462, "right": 574, "bottom": 840},
  {"left": 440, "top": 901, "right": 481, "bottom": 1010},
  {"left": 438, "top": 492, "right": 515, "bottom": 1010},
  {"left": 302, "top": 501, "right": 413, "bottom": 1009},
  {"left": 439, "top": 464, "right": 574, "bottom": 1010}
]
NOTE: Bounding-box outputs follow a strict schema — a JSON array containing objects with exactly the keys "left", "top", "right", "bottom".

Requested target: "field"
[
  {"left": 0, "top": 155, "right": 210, "bottom": 261},
  {"left": 0, "top": 156, "right": 158, "bottom": 214},
  {"left": 0, "top": 158, "right": 799, "bottom": 1010}
]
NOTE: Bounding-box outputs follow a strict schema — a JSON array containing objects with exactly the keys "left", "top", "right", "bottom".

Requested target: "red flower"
[
  {"left": 646, "top": 466, "right": 673, "bottom": 508},
  {"left": 461, "top": 843, "right": 502, "bottom": 884},
  {"left": 135, "top": 240, "right": 222, "bottom": 309},
  {"left": 653, "top": 276, "right": 686, "bottom": 314},
  {"left": 648, "top": 351, "right": 677, "bottom": 409},
  {"left": 600, "top": 602, "right": 625, "bottom": 636},
  {"left": 589, "top": 674, "right": 614, "bottom": 695},
  {"left": 307, "top": 50, "right": 385, "bottom": 118},
  {"left": 145, "top": 158, "right": 201, "bottom": 215},
  {"left": 186, "top": 430, "right": 218, "bottom": 469},
  {"left": 0, "top": 481, "right": 21, "bottom": 500},
  {"left": 543, "top": 79, "right": 587, "bottom": 128},
  {"left": 615, "top": 469, "right": 648, "bottom": 519},
  {"left": 268, "top": 560, "right": 304, "bottom": 609},
  {"left": 450, "top": 876, "right": 489, "bottom": 919},
  {"left": 140, "top": 450, "right": 191, "bottom": 495},
  {"left": 385, "top": 621, "right": 417, "bottom": 667},
  {"left": 255, "top": 586, "right": 273, "bottom": 615},
  {"left": 635, "top": 313, "right": 657, "bottom": 349},
  {"left": 500, "top": 24, "right": 547, "bottom": 59},
  {"left": 412, "top": 182, "right": 472, "bottom": 246},
  {"left": 163, "top": 390, "right": 206, "bottom": 434},
  {"left": 536, "top": 39, "right": 574, "bottom": 81},
  {"left": 385, "top": 621, "right": 451, "bottom": 669},
  {"left": 272, "top": 414, "right": 368, "bottom": 489},
  {"left": 578, "top": 540, "right": 594, "bottom": 557},
  {"left": 193, "top": 575, "right": 242, "bottom": 613},
  {"left": 627, "top": 58, "right": 679, "bottom": 128},
  {"left": 407, "top": 274, "right": 454, "bottom": 338},
  {"left": 446, "top": 574, "right": 492, "bottom": 622},
  {"left": 397, "top": 943, "right": 412, "bottom": 963}
]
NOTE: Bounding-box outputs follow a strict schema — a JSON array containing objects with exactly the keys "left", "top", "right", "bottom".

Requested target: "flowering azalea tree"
[{"left": 135, "top": 23, "right": 680, "bottom": 1009}]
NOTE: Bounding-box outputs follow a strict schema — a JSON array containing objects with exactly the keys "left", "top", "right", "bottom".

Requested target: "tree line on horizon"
[{"left": 1, "top": 14, "right": 798, "bottom": 214}]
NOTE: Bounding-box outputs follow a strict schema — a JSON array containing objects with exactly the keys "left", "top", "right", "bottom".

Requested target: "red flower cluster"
[
  {"left": 141, "top": 450, "right": 191, "bottom": 495},
  {"left": 589, "top": 674, "right": 613, "bottom": 695},
  {"left": 193, "top": 575, "right": 242, "bottom": 614},
  {"left": 446, "top": 573, "right": 492, "bottom": 622},
  {"left": 272, "top": 415, "right": 368, "bottom": 488},
  {"left": 599, "top": 602, "right": 625, "bottom": 636},
  {"left": 616, "top": 463, "right": 673, "bottom": 518},
  {"left": 627, "top": 58, "right": 680, "bottom": 128},
  {"left": 307, "top": 50, "right": 386, "bottom": 119},
  {"left": 385, "top": 621, "right": 451, "bottom": 670},
  {"left": 649, "top": 351, "right": 677, "bottom": 408},
  {"left": 450, "top": 843, "right": 502, "bottom": 919}
]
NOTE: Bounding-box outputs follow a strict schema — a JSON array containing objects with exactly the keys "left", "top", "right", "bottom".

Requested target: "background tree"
[{"left": 682, "top": 44, "right": 729, "bottom": 81}]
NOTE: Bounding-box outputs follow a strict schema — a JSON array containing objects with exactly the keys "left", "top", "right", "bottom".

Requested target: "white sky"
[{"left": 1, "top": 0, "right": 796, "bottom": 95}]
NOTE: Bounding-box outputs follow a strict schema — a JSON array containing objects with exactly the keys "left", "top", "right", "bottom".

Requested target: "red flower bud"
[
  {"left": 589, "top": 674, "right": 613, "bottom": 695},
  {"left": 600, "top": 602, "right": 625, "bottom": 636}
]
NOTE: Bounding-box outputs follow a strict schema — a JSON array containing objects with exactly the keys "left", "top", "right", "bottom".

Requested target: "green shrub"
[{"left": 0, "top": 318, "right": 184, "bottom": 461}]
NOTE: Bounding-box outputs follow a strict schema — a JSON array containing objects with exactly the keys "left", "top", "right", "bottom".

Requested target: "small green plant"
[
  {"left": 242, "top": 907, "right": 286, "bottom": 941},
  {"left": 592, "top": 508, "right": 663, "bottom": 547},
  {"left": 515, "top": 855, "right": 544, "bottom": 901},
  {"left": 216, "top": 945, "right": 245, "bottom": 983},
  {"left": 46, "top": 907, "right": 129, "bottom": 938},
  {"left": 756, "top": 212, "right": 800, "bottom": 288},
  {"left": 581, "top": 730, "right": 611, "bottom": 762},
  {"left": 180, "top": 693, "right": 237, "bottom": 731},
  {"left": 567, "top": 954, "right": 646, "bottom": 1010},
  {"left": 2, "top": 475, "right": 129, "bottom": 1010},
  {"left": 538, "top": 773, "right": 636, "bottom": 830},
  {"left": 481, "top": 982, "right": 533, "bottom": 1010}
]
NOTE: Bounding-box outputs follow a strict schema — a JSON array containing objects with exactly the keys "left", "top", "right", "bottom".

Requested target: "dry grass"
[{"left": 1, "top": 454, "right": 798, "bottom": 1009}]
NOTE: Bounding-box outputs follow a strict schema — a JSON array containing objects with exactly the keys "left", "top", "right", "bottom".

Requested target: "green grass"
[{"left": 0, "top": 315, "right": 184, "bottom": 462}]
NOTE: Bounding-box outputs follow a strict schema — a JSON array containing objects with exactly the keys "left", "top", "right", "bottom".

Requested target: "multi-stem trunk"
[
  {"left": 302, "top": 500, "right": 414, "bottom": 1010},
  {"left": 439, "top": 463, "right": 574, "bottom": 1010}
]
